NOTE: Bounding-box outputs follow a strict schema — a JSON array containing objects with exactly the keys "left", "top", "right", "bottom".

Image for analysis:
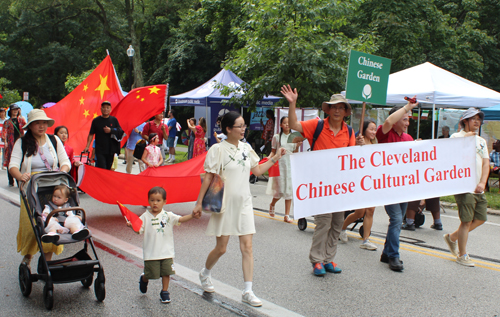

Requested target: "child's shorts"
[{"left": 144, "top": 258, "right": 175, "bottom": 279}]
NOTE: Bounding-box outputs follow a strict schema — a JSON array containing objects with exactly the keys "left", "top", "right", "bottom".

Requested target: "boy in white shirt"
[
  {"left": 444, "top": 108, "right": 489, "bottom": 267},
  {"left": 128, "top": 186, "right": 201, "bottom": 303}
]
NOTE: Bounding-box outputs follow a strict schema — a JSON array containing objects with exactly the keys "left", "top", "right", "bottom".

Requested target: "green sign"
[{"left": 345, "top": 50, "right": 391, "bottom": 105}]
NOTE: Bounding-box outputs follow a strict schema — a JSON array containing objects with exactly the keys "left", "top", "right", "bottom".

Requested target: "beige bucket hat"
[
  {"left": 322, "top": 94, "right": 352, "bottom": 116},
  {"left": 22, "top": 109, "right": 55, "bottom": 129}
]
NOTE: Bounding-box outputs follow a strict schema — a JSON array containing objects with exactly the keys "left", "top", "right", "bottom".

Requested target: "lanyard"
[{"left": 37, "top": 144, "right": 59, "bottom": 171}]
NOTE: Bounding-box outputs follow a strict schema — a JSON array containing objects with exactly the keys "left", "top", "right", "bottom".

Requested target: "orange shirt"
[{"left": 300, "top": 117, "right": 355, "bottom": 150}]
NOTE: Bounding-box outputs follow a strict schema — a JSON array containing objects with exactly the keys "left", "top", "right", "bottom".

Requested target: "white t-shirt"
[
  {"left": 451, "top": 130, "right": 489, "bottom": 188},
  {"left": 31, "top": 143, "right": 55, "bottom": 172},
  {"left": 139, "top": 209, "right": 181, "bottom": 260}
]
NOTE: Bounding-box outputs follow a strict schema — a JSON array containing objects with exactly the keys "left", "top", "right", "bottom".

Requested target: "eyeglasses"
[
  {"left": 232, "top": 125, "right": 247, "bottom": 129},
  {"left": 329, "top": 105, "right": 346, "bottom": 111}
]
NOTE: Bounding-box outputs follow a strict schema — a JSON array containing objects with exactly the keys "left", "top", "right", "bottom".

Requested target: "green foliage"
[
  {"left": 65, "top": 68, "right": 95, "bottom": 93},
  {"left": 222, "top": 0, "right": 375, "bottom": 109}
]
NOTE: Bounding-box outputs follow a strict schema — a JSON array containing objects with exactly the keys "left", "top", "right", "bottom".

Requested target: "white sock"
[
  {"left": 171, "top": 155, "right": 175, "bottom": 160},
  {"left": 244, "top": 281, "right": 252, "bottom": 293},
  {"left": 168, "top": 154, "right": 172, "bottom": 160},
  {"left": 202, "top": 268, "right": 211, "bottom": 277}
]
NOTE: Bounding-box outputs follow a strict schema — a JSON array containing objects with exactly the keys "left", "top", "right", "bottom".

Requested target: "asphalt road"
[{"left": 1, "top": 161, "right": 500, "bottom": 316}]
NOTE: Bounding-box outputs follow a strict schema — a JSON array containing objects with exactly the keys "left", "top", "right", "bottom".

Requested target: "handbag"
[
  {"left": 201, "top": 146, "right": 224, "bottom": 213},
  {"left": 133, "top": 139, "right": 147, "bottom": 159}
]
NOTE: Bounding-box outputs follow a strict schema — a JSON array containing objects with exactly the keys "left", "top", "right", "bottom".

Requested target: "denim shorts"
[{"left": 166, "top": 137, "right": 176, "bottom": 148}]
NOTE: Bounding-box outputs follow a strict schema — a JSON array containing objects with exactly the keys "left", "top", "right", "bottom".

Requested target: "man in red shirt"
[
  {"left": 376, "top": 98, "right": 418, "bottom": 272},
  {"left": 282, "top": 84, "right": 361, "bottom": 276},
  {"left": 142, "top": 113, "right": 169, "bottom": 144}
]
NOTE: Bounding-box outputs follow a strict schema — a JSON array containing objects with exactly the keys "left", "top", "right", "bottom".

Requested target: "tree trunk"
[{"left": 125, "top": 0, "right": 144, "bottom": 88}]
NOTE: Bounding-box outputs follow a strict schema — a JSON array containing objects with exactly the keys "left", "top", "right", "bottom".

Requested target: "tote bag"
[{"left": 201, "top": 146, "right": 224, "bottom": 213}]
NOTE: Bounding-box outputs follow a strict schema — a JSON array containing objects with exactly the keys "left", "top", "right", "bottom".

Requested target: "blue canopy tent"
[
  {"left": 170, "top": 69, "right": 281, "bottom": 144},
  {"left": 483, "top": 104, "right": 500, "bottom": 121}
]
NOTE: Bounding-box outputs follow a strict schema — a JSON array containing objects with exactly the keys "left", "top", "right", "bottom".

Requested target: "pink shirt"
[{"left": 376, "top": 125, "right": 413, "bottom": 143}]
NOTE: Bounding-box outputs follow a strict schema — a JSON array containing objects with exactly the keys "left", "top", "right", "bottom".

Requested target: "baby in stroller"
[{"left": 41, "top": 185, "right": 90, "bottom": 243}]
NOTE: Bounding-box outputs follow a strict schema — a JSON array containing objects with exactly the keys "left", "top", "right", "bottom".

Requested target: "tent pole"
[
  {"left": 432, "top": 103, "right": 436, "bottom": 139},
  {"left": 417, "top": 106, "right": 421, "bottom": 139}
]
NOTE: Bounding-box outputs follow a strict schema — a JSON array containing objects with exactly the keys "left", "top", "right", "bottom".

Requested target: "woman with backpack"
[{"left": 3, "top": 104, "right": 26, "bottom": 186}]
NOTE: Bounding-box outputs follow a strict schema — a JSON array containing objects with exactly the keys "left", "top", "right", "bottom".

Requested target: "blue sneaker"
[
  {"left": 313, "top": 263, "right": 326, "bottom": 276},
  {"left": 139, "top": 274, "right": 148, "bottom": 293},
  {"left": 160, "top": 290, "right": 171, "bottom": 303},
  {"left": 324, "top": 262, "right": 342, "bottom": 273}
]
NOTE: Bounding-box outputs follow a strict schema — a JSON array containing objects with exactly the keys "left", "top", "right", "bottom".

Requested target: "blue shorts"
[{"left": 166, "top": 137, "right": 176, "bottom": 148}]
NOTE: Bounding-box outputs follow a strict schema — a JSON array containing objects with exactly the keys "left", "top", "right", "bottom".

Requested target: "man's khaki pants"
[{"left": 309, "top": 212, "right": 344, "bottom": 264}]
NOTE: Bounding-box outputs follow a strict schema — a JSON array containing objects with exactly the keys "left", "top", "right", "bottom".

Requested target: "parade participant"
[
  {"left": 376, "top": 97, "right": 418, "bottom": 272},
  {"left": 266, "top": 116, "right": 302, "bottom": 223},
  {"left": 282, "top": 85, "right": 362, "bottom": 277},
  {"left": 340, "top": 119, "right": 378, "bottom": 250},
  {"left": 213, "top": 116, "right": 227, "bottom": 143},
  {"left": 4, "top": 104, "right": 26, "bottom": 186},
  {"left": 260, "top": 109, "right": 275, "bottom": 155},
  {"left": 187, "top": 117, "right": 207, "bottom": 158},
  {"left": 165, "top": 110, "right": 177, "bottom": 163},
  {"left": 142, "top": 113, "right": 168, "bottom": 144},
  {"left": 54, "top": 126, "right": 82, "bottom": 181},
  {"left": 195, "top": 111, "right": 285, "bottom": 307},
  {"left": 141, "top": 133, "right": 163, "bottom": 169},
  {"left": 438, "top": 126, "right": 450, "bottom": 138},
  {"left": 130, "top": 186, "right": 200, "bottom": 303},
  {"left": 9, "top": 109, "right": 71, "bottom": 266},
  {"left": 187, "top": 118, "right": 196, "bottom": 159},
  {"left": 125, "top": 123, "right": 146, "bottom": 173},
  {"left": 489, "top": 139, "right": 500, "bottom": 174},
  {"left": 84, "top": 101, "right": 123, "bottom": 170},
  {"left": 0, "top": 108, "right": 6, "bottom": 169},
  {"left": 444, "top": 108, "right": 489, "bottom": 267},
  {"left": 403, "top": 198, "right": 442, "bottom": 230},
  {"left": 41, "top": 185, "right": 89, "bottom": 243}
]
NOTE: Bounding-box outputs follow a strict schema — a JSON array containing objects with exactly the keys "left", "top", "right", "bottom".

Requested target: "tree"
[{"left": 221, "top": 0, "right": 375, "bottom": 109}]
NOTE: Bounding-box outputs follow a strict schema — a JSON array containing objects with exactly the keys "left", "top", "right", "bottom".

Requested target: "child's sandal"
[
  {"left": 284, "top": 215, "right": 293, "bottom": 223},
  {"left": 269, "top": 205, "right": 275, "bottom": 217}
]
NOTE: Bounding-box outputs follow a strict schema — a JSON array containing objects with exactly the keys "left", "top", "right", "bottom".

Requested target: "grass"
[{"left": 440, "top": 186, "right": 500, "bottom": 210}]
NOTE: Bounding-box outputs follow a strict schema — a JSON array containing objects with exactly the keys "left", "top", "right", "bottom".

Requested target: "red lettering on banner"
[
  {"left": 359, "top": 157, "right": 365, "bottom": 168},
  {"left": 361, "top": 176, "right": 371, "bottom": 191},
  {"left": 371, "top": 152, "right": 381, "bottom": 167},
  {"left": 309, "top": 183, "right": 317, "bottom": 198},
  {"left": 339, "top": 155, "right": 348, "bottom": 171},
  {"left": 297, "top": 184, "right": 307, "bottom": 200},
  {"left": 402, "top": 153, "right": 408, "bottom": 163},
  {"left": 295, "top": 181, "right": 356, "bottom": 200}
]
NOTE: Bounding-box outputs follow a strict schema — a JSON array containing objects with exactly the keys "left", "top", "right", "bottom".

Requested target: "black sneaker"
[
  {"left": 380, "top": 252, "right": 389, "bottom": 263},
  {"left": 139, "top": 274, "right": 148, "bottom": 293},
  {"left": 401, "top": 223, "right": 415, "bottom": 231},
  {"left": 430, "top": 223, "right": 443, "bottom": 230},
  {"left": 160, "top": 290, "right": 171, "bottom": 303}
]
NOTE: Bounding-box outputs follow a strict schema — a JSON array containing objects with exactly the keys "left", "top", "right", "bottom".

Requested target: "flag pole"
[{"left": 359, "top": 102, "right": 366, "bottom": 136}]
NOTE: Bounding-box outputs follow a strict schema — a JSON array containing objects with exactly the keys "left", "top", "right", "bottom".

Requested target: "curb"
[{"left": 441, "top": 201, "right": 500, "bottom": 216}]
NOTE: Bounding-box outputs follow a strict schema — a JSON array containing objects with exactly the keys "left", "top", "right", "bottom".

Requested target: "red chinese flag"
[
  {"left": 111, "top": 85, "right": 168, "bottom": 139},
  {"left": 0, "top": 93, "right": 3, "bottom": 99},
  {"left": 257, "top": 157, "right": 280, "bottom": 177},
  {"left": 117, "top": 201, "right": 143, "bottom": 232},
  {"left": 44, "top": 55, "right": 125, "bottom": 154}
]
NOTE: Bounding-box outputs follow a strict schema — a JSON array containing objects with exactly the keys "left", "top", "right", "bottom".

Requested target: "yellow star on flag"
[
  {"left": 95, "top": 75, "right": 110, "bottom": 99},
  {"left": 79, "top": 97, "right": 85, "bottom": 105},
  {"left": 136, "top": 95, "right": 140, "bottom": 99},
  {"left": 83, "top": 84, "right": 88, "bottom": 92},
  {"left": 141, "top": 98, "right": 145, "bottom": 102},
  {"left": 149, "top": 86, "right": 160, "bottom": 94},
  {"left": 93, "top": 113, "right": 98, "bottom": 119},
  {"left": 136, "top": 90, "right": 141, "bottom": 93},
  {"left": 83, "top": 109, "right": 90, "bottom": 118}
]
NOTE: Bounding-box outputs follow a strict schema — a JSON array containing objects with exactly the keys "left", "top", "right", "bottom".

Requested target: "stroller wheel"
[
  {"left": 43, "top": 284, "right": 54, "bottom": 310},
  {"left": 95, "top": 281, "right": 106, "bottom": 302},
  {"left": 298, "top": 218, "right": 307, "bottom": 231},
  {"left": 19, "top": 263, "right": 32, "bottom": 297},
  {"left": 81, "top": 274, "right": 93, "bottom": 288}
]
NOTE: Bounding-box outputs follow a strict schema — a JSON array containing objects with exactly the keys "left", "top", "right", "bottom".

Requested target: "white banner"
[{"left": 290, "top": 137, "right": 476, "bottom": 219}]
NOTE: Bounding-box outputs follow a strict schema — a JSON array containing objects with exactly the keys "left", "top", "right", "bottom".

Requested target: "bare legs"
[
  {"left": 269, "top": 197, "right": 293, "bottom": 219},
  {"left": 342, "top": 208, "right": 375, "bottom": 240},
  {"left": 449, "top": 219, "right": 485, "bottom": 256},
  {"left": 204, "top": 234, "right": 254, "bottom": 282}
]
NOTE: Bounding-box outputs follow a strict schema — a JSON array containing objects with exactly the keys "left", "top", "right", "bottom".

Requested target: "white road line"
[{"left": 0, "top": 187, "right": 303, "bottom": 317}]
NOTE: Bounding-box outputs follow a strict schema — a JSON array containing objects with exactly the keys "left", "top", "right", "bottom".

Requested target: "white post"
[
  {"left": 417, "top": 107, "right": 421, "bottom": 139},
  {"left": 432, "top": 103, "right": 436, "bottom": 139}
]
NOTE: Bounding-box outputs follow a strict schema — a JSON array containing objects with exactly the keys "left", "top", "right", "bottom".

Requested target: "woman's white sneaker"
[
  {"left": 242, "top": 290, "right": 262, "bottom": 307},
  {"left": 456, "top": 254, "right": 475, "bottom": 267},
  {"left": 360, "top": 240, "right": 377, "bottom": 250},
  {"left": 339, "top": 230, "right": 348, "bottom": 243},
  {"left": 199, "top": 271, "right": 215, "bottom": 292}
]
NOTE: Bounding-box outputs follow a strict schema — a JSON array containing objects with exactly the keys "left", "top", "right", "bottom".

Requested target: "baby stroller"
[{"left": 18, "top": 171, "right": 105, "bottom": 310}]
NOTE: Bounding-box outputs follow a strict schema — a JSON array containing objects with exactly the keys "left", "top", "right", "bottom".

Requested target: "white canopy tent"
[{"left": 344, "top": 62, "right": 500, "bottom": 138}]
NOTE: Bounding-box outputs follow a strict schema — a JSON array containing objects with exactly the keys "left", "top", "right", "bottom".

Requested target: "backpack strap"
[
  {"left": 309, "top": 119, "right": 324, "bottom": 151},
  {"left": 309, "top": 120, "right": 353, "bottom": 151}
]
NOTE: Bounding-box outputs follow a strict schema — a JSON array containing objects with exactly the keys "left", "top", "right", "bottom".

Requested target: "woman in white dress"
[
  {"left": 267, "top": 116, "right": 302, "bottom": 222},
  {"left": 193, "top": 111, "right": 285, "bottom": 307}
]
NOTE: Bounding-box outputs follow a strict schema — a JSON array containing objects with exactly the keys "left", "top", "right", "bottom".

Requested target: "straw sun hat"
[{"left": 22, "top": 109, "right": 55, "bottom": 129}]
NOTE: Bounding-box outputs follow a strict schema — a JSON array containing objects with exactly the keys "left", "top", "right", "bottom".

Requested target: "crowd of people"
[{"left": 4, "top": 88, "right": 491, "bottom": 307}]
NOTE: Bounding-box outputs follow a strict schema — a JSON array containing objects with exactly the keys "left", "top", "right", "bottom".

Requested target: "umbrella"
[
  {"left": 13, "top": 101, "right": 33, "bottom": 119},
  {"left": 42, "top": 102, "right": 56, "bottom": 108}
]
